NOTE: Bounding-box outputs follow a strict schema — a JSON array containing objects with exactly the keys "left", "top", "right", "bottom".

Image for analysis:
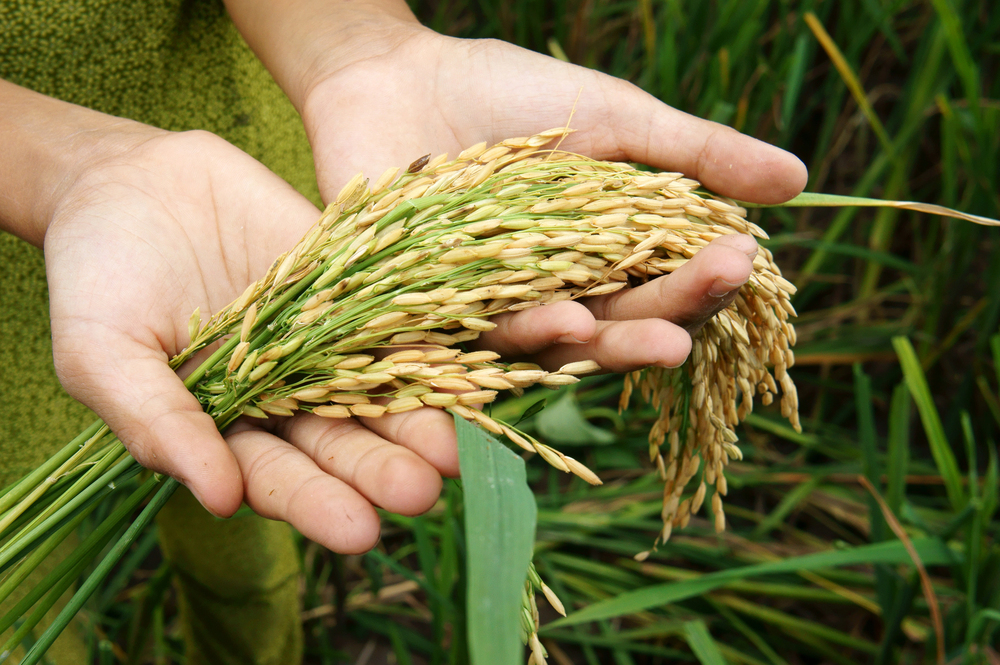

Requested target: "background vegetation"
[{"left": 80, "top": 1, "right": 1000, "bottom": 663}]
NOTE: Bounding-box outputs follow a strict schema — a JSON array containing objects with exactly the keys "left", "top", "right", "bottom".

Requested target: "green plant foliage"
[
  {"left": 683, "top": 620, "right": 729, "bottom": 665},
  {"left": 550, "top": 538, "right": 955, "bottom": 628},
  {"left": 455, "top": 415, "right": 537, "bottom": 665},
  {"left": 535, "top": 391, "right": 616, "bottom": 447}
]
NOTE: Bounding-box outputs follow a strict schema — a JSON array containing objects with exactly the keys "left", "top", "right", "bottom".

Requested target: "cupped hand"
[
  {"left": 44, "top": 127, "right": 453, "bottom": 552},
  {"left": 303, "top": 29, "right": 806, "bottom": 206},
  {"left": 299, "top": 27, "right": 804, "bottom": 393}
]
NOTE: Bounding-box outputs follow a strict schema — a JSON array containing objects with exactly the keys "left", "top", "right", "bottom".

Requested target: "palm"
[
  {"left": 47, "top": 132, "right": 318, "bottom": 358},
  {"left": 43, "top": 131, "right": 324, "bottom": 518},
  {"left": 42, "top": 130, "right": 459, "bottom": 552},
  {"left": 304, "top": 31, "right": 804, "bottom": 206}
]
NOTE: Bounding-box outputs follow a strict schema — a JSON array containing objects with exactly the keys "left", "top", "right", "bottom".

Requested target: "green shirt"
[
  {"left": 1, "top": 4, "right": 310, "bottom": 662},
  {"left": 0, "top": 0, "right": 319, "bottom": 489}
]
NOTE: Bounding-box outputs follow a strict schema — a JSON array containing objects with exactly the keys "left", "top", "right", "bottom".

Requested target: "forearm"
[
  {"left": 222, "top": 0, "right": 421, "bottom": 112},
  {"left": 0, "top": 79, "right": 149, "bottom": 247}
]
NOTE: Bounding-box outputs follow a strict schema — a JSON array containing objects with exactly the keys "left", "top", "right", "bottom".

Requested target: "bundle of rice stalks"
[
  {"left": 171, "top": 128, "right": 798, "bottom": 555},
  {"left": 3, "top": 128, "right": 994, "bottom": 663}
]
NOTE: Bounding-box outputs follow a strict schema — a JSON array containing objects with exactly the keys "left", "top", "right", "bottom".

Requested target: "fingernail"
[
  {"left": 709, "top": 277, "right": 744, "bottom": 297},
  {"left": 555, "top": 333, "right": 587, "bottom": 344}
]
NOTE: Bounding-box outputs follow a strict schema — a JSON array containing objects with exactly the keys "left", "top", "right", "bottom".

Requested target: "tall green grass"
[{"left": 329, "top": 1, "right": 999, "bottom": 662}]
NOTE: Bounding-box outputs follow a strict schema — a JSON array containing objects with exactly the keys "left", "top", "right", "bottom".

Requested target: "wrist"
[
  {"left": 0, "top": 80, "right": 161, "bottom": 247},
  {"left": 223, "top": 0, "right": 426, "bottom": 112}
]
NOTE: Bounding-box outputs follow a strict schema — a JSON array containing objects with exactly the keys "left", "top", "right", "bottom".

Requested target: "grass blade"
[
  {"left": 455, "top": 415, "right": 537, "bottom": 665},
  {"left": 927, "top": 0, "right": 981, "bottom": 118},
  {"left": 550, "top": 538, "right": 954, "bottom": 628},
  {"left": 535, "top": 390, "right": 615, "bottom": 446},
  {"left": 885, "top": 384, "right": 911, "bottom": 514},
  {"left": 683, "top": 620, "right": 729, "bottom": 665},
  {"left": 749, "top": 192, "right": 1000, "bottom": 226},
  {"left": 891, "top": 336, "right": 966, "bottom": 511},
  {"left": 802, "top": 12, "right": 894, "bottom": 156}
]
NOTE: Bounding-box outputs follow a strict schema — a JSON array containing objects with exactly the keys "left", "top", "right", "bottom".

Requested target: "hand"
[
  {"left": 292, "top": 30, "right": 802, "bottom": 379},
  {"left": 2, "top": 79, "right": 462, "bottom": 553},
  {"left": 217, "top": 4, "right": 806, "bottom": 536},
  {"left": 230, "top": 17, "right": 803, "bottom": 525},
  {"left": 43, "top": 126, "right": 450, "bottom": 552}
]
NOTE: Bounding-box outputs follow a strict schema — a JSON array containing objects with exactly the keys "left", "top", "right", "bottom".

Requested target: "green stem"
[
  {"left": 0, "top": 475, "right": 149, "bottom": 635},
  {"left": 6, "top": 450, "right": 129, "bottom": 548},
  {"left": 0, "top": 504, "right": 95, "bottom": 612},
  {"left": 17, "top": 478, "right": 178, "bottom": 665},
  {"left": 0, "top": 420, "right": 106, "bottom": 513},
  {"left": 0, "top": 455, "right": 133, "bottom": 573},
  {"left": 0, "top": 423, "right": 110, "bottom": 533},
  {"left": 0, "top": 524, "right": 117, "bottom": 662}
]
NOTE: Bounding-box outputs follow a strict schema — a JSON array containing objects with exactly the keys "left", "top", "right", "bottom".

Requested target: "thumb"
[
  {"left": 53, "top": 325, "right": 243, "bottom": 517},
  {"left": 580, "top": 75, "right": 808, "bottom": 204}
]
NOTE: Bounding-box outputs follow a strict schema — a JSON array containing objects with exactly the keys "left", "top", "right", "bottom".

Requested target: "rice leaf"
[
  {"left": 749, "top": 192, "right": 1000, "bottom": 226},
  {"left": 535, "top": 391, "right": 615, "bottom": 446},
  {"left": 549, "top": 537, "right": 954, "bottom": 628},
  {"left": 780, "top": 34, "right": 810, "bottom": 136},
  {"left": 803, "top": 12, "right": 894, "bottom": 156},
  {"left": 683, "top": 620, "right": 729, "bottom": 665},
  {"left": 927, "top": 0, "right": 982, "bottom": 117},
  {"left": 892, "top": 336, "right": 966, "bottom": 511},
  {"left": 364, "top": 548, "right": 452, "bottom": 610},
  {"left": 513, "top": 399, "right": 548, "bottom": 427},
  {"left": 718, "top": 595, "right": 878, "bottom": 654},
  {"left": 708, "top": 600, "right": 788, "bottom": 665},
  {"left": 885, "top": 384, "right": 911, "bottom": 514},
  {"left": 750, "top": 477, "right": 820, "bottom": 539},
  {"left": 455, "top": 415, "right": 537, "bottom": 665}
]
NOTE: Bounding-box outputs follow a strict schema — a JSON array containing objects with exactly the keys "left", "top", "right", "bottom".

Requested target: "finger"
[
  {"left": 472, "top": 300, "right": 596, "bottom": 358},
  {"left": 576, "top": 75, "right": 808, "bottom": 204},
  {"left": 225, "top": 423, "right": 381, "bottom": 554},
  {"left": 277, "top": 413, "right": 444, "bottom": 514},
  {"left": 52, "top": 326, "right": 243, "bottom": 517},
  {"left": 584, "top": 235, "right": 756, "bottom": 331},
  {"left": 357, "top": 407, "right": 462, "bottom": 479},
  {"left": 525, "top": 318, "right": 692, "bottom": 374}
]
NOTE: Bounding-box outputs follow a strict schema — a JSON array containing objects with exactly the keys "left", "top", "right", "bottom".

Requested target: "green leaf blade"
[
  {"left": 891, "top": 336, "right": 966, "bottom": 511},
  {"left": 535, "top": 391, "right": 615, "bottom": 446},
  {"left": 456, "top": 414, "right": 537, "bottom": 665},
  {"left": 550, "top": 538, "right": 955, "bottom": 628},
  {"left": 683, "top": 620, "right": 729, "bottom": 665}
]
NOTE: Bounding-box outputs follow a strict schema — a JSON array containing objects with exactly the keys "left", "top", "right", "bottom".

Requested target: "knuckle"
[
  {"left": 348, "top": 444, "right": 390, "bottom": 487},
  {"left": 242, "top": 443, "right": 295, "bottom": 494}
]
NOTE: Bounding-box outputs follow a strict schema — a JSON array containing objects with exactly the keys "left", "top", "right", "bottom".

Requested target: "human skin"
[{"left": 0, "top": 2, "right": 806, "bottom": 553}]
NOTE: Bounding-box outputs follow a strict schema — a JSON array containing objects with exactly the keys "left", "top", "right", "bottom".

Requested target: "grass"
[{"left": 18, "top": 1, "right": 1000, "bottom": 663}]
